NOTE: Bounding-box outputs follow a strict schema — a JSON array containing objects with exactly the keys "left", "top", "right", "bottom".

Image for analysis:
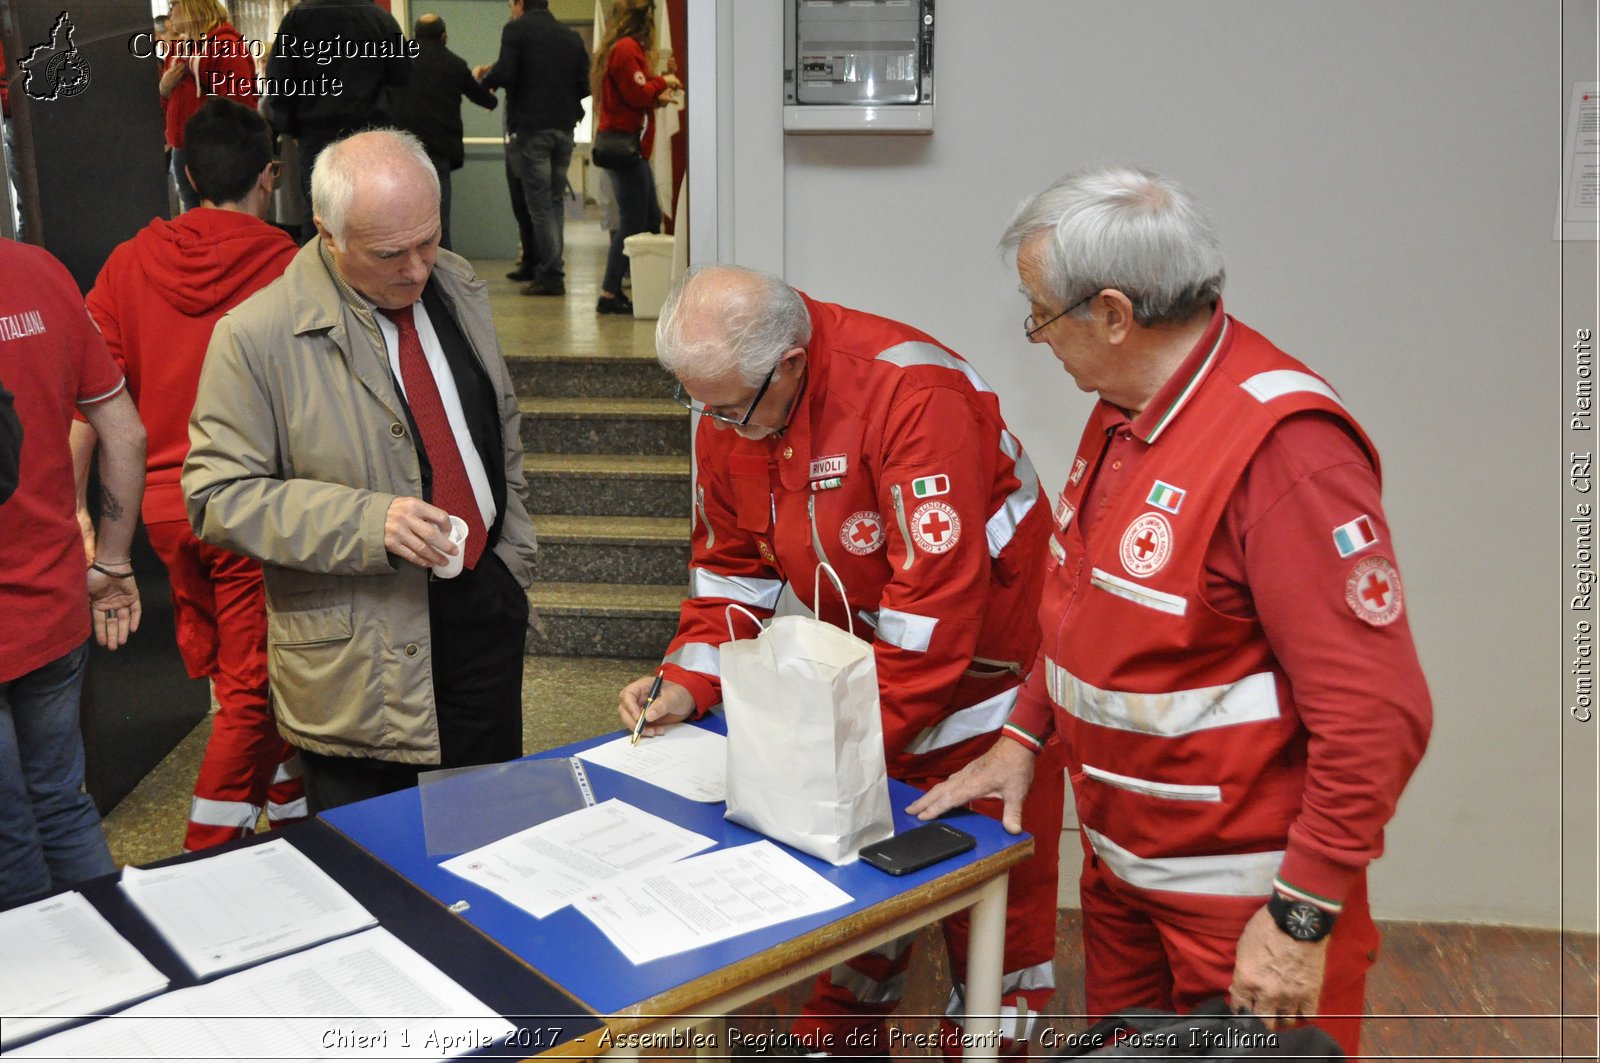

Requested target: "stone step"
[
  {"left": 519, "top": 397, "right": 691, "bottom": 456},
  {"left": 522, "top": 453, "right": 691, "bottom": 517},
  {"left": 526, "top": 582, "right": 685, "bottom": 659},
  {"left": 506, "top": 355, "right": 675, "bottom": 400},
  {"left": 531, "top": 514, "right": 690, "bottom": 585}
]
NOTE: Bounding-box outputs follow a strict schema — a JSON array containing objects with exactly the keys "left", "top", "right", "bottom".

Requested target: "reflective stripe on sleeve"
[
  {"left": 664, "top": 641, "right": 722, "bottom": 678},
  {"left": 875, "top": 607, "right": 938, "bottom": 652},
  {"left": 987, "top": 431, "right": 1041, "bottom": 557},
  {"left": 1084, "top": 826, "right": 1281, "bottom": 897},
  {"left": 1044, "top": 660, "right": 1280, "bottom": 737},
  {"left": 687, "top": 567, "right": 784, "bottom": 610},
  {"left": 904, "top": 684, "right": 1019, "bottom": 755},
  {"left": 1240, "top": 369, "right": 1347, "bottom": 408}
]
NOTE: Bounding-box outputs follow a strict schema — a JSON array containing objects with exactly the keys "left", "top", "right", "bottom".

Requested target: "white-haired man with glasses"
[
  {"left": 911, "top": 166, "right": 1432, "bottom": 1057},
  {"left": 618, "top": 264, "right": 1062, "bottom": 1061}
]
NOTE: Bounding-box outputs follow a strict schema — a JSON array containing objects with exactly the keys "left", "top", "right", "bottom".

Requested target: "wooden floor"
[{"left": 718, "top": 912, "right": 1599, "bottom": 1062}]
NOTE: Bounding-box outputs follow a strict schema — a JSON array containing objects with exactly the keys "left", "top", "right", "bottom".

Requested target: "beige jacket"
[{"left": 183, "top": 241, "right": 537, "bottom": 763}]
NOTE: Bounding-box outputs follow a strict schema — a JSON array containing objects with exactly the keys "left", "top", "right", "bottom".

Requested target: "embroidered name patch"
[
  {"left": 810, "top": 454, "right": 848, "bottom": 479},
  {"left": 1345, "top": 556, "right": 1404, "bottom": 626},
  {"left": 1069, "top": 457, "right": 1089, "bottom": 486},
  {"left": 840, "top": 511, "right": 885, "bottom": 555},
  {"left": 911, "top": 500, "right": 961, "bottom": 554},
  {"left": 1119, "top": 512, "right": 1173, "bottom": 578},
  {"left": 1054, "top": 492, "right": 1076, "bottom": 533}
]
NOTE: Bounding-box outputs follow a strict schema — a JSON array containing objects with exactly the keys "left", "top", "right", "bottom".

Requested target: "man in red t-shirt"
[
  {"left": 912, "top": 166, "right": 1432, "bottom": 1059},
  {"left": 79, "top": 99, "right": 303, "bottom": 852},
  {"left": 0, "top": 239, "right": 147, "bottom": 906}
]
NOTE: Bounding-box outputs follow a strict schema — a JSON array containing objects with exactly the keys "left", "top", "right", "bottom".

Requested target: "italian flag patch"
[
  {"left": 1333, "top": 514, "right": 1380, "bottom": 558},
  {"left": 1146, "top": 480, "right": 1185, "bottom": 514},
  {"left": 911, "top": 474, "right": 950, "bottom": 499}
]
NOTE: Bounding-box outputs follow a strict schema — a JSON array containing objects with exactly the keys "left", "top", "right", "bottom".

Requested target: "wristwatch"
[{"left": 1267, "top": 891, "right": 1336, "bottom": 942}]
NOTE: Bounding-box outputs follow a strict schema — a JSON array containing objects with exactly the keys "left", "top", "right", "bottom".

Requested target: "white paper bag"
[{"left": 721, "top": 566, "right": 895, "bottom": 865}]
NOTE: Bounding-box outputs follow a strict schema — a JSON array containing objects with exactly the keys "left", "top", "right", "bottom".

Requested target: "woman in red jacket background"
[
  {"left": 162, "top": 0, "right": 258, "bottom": 213},
  {"left": 591, "top": 0, "right": 680, "bottom": 315}
]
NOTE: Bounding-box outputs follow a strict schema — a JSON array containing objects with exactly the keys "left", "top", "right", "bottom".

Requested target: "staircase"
[{"left": 505, "top": 338, "right": 692, "bottom": 660}]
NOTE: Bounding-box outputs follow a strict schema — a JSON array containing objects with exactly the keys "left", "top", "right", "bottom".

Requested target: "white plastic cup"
[{"left": 432, "top": 515, "right": 469, "bottom": 579}]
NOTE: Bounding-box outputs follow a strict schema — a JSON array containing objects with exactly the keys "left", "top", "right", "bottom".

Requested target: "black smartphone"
[{"left": 858, "top": 823, "right": 976, "bottom": 876}]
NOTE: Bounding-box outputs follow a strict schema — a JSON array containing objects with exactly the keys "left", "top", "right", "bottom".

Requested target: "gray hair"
[
  {"left": 311, "top": 128, "right": 439, "bottom": 247},
  {"left": 656, "top": 265, "right": 813, "bottom": 386},
  {"left": 1000, "top": 165, "right": 1225, "bottom": 326}
]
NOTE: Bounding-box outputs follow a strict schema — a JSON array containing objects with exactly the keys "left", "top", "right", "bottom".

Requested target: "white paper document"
[
  {"left": 9, "top": 927, "right": 514, "bottom": 1061},
  {"left": 577, "top": 725, "right": 728, "bottom": 802},
  {"left": 574, "top": 840, "right": 852, "bottom": 965},
  {"left": 0, "top": 891, "right": 169, "bottom": 1047},
  {"left": 440, "top": 798, "right": 714, "bottom": 918},
  {"left": 118, "top": 837, "right": 377, "bottom": 978}
]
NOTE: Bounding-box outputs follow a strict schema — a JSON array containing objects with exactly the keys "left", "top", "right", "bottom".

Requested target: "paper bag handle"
[
  {"left": 725, "top": 604, "right": 763, "bottom": 640},
  {"left": 812, "top": 563, "right": 854, "bottom": 638}
]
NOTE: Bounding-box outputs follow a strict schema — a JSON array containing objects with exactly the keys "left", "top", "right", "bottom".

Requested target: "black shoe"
[
  {"left": 597, "top": 294, "right": 634, "bottom": 315},
  {"left": 520, "top": 280, "right": 566, "bottom": 296},
  {"left": 506, "top": 267, "right": 533, "bottom": 281}
]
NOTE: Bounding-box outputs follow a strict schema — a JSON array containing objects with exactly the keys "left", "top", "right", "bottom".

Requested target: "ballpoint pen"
[{"left": 631, "top": 668, "right": 665, "bottom": 747}]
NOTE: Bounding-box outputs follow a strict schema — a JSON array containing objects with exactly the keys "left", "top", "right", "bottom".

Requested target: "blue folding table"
[{"left": 322, "top": 719, "right": 1035, "bottom": 1061}]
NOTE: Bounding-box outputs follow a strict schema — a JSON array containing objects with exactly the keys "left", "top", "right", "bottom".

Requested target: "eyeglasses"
[
  {"left": 1024, "top": 290, "right": 1098, "bottom": 338},
  {"left": 672, "top": 363, "right": 778, "bottom": 427}
]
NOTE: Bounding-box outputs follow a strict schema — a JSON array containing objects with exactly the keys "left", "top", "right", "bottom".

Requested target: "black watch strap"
[{"left": 1267, "top": 891, "right": 1337, "bottom": 942}]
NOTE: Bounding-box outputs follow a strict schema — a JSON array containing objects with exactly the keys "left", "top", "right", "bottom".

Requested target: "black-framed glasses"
[
  {"left": 1024, "top": 290, "right": 1097, "bottom": 338},
  {"left": 672, "top": 363, "right": 778, "bottom": 427}
]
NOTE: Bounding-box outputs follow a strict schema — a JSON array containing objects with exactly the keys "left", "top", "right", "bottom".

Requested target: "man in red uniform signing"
[
  {"left": 618, "top": 264, "right": 1062, "bottom": 1060},
  {"left": 911, "top": 166, "right": 1433, "bottom": 1057},
  {"left": 80, "top": 99, "right": 305, "bottom": 851}
]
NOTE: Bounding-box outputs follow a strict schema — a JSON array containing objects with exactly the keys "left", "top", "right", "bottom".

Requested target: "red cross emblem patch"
[
  {"left": 911, "top": 500, "right": 962, "bottom": 555},
  {"left": 1345, "top": 556, "right": 1404, "bottom": 626},
  {"left": 1118, "top": 512, "right": 1173, "bottom": 577},
  {"left": 840, "top": 511, "right": 885, "bottom": 555}
]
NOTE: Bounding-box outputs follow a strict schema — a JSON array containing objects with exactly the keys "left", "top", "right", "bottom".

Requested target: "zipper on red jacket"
[
  {"left": 891, "top": 483, "right": 916, "bottom": 571},
  {"left": 807, "top": 493, "right": 834, "bottom": 572},
  {"left": 695, "top": 483, "right": 714, "bottom": 549}
]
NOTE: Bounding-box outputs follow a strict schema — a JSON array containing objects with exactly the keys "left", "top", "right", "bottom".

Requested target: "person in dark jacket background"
[
  {"left": 263, "top": 0, "right": 413, "bottom": 241},
  {"left": 391, "top": 14, "right": 498, "bottom": 252},
  {"left": 477, "top": 0, "right": 589, "bottom": 296}
]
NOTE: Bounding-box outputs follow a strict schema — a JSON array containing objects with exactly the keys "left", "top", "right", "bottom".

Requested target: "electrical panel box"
[{"left": 783, "top": 0, "right": 934, "bottom": 134}]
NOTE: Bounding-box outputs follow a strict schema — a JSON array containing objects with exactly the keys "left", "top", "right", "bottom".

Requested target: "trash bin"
[{"left": 623, "top": 233, "right": 676, "bottom": 319}]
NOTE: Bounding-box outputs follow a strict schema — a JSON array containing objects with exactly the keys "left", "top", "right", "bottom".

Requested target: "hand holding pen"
[
  {"left": 631, "top": 670, "right": 665, "bottom": 747},
  {"left": 618, "top": 670, "right": 695, "bottom": 744}
]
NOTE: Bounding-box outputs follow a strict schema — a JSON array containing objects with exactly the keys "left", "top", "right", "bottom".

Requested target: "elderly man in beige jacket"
[{"left": 184, "top": 129, "right": 537, "bottom": 813}]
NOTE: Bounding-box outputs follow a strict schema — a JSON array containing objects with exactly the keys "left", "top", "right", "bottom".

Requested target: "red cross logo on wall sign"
[
  {"left": 910, "top": 500, "right": 962, "bottom": 555},
  {"left": 840, "top": 511, "right": 885, "bottom": 555},
  {"left": 1345, "top": 556, "right": 1404, "bottom": 626},
  {"left": 1118, "top": 512, "right": 1173, "bottom": 577}
]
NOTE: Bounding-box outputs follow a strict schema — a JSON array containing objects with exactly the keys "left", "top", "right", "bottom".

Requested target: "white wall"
[{"left": 696, "top": 0, "right": 1597, "bottom": 929}]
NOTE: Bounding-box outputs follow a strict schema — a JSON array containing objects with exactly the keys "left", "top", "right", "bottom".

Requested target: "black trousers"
[{"left": 299, "top": 552, "right": 529, "bottom": 813}]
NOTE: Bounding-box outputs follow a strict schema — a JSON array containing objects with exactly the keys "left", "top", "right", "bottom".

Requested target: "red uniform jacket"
[
  {"left": 661, "top": 295, "right": 1051, "bottom": 781},
  {"left": 1009, "top": 310, "right": 1431, "bottom": 917}
]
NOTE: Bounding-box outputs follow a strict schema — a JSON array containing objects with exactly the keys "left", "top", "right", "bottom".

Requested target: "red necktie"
[{"left": 378, "top": 304, "right": 487, "bottom": 570}]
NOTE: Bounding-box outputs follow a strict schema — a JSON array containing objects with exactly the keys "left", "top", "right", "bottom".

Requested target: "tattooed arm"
[{"left": 78, "top": 390, "right": 145, "bottom": 649}]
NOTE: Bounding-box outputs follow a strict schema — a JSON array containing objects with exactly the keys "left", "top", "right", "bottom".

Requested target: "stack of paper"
[
  {"left": 8, "top": 928, "right": 514, "bottom": 1061},
  {"left": 575, "top": 841, "right": 852, "bottom": 964},
  {"left": 441, "top": 798, "right": 713, "bottom": 918},
  {"left": 0, "top": 891, "right": 169, "bottom": 1047},
  {"left": 119, "top": 838, "right": 377, "bottom": 978},
  {"left": 576, "top": 725, "right": 728, "bottom": 802}
]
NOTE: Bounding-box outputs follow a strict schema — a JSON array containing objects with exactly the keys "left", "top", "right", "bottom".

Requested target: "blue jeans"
[
  {"left": 601, "top": 156, "right": 660, "bottom": 295},
  {"left": 509, "top": 128, "right": 575, "bottom": 285},
  {"left": 0, "top": 642, "right": 114, "bottom": 904}
]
